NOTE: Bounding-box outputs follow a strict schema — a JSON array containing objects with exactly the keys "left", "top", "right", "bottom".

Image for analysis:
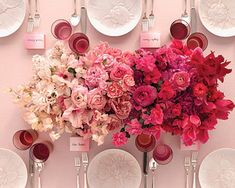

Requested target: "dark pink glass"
[
  {"left": 51, "top": 19, "right": 72, "bottom": 40},
  {"left": 13, "top": 129, "right": 38, "bottom": 150},
  {"left": 29, "top": 141, "right": 53, "bottom": 163},
  {"left": 135, "top": 133, "right": 156, "bottom": 152},
  {"left": 153, "top": 144, "right": 173, "bottom": 165},
  {"left": 170, "top": 19, "right": 191, "bottom": 40},
  {"left": 68, "top": 33, "right": 89, "bottom": 54},
  {"left": 187, "top": 32, "right": 208, "bottom": 51}
]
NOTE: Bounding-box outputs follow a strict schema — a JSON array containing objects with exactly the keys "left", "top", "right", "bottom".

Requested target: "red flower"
[
  {"left": 142, "top": 104, "right": 163, "bottom": 125},
  {"left": 193, "top": 83, "right": 208, "bottom": 98},
  {"left": 144, "top": 68, "right": 161, "bottom": 84},
  {"left": 158, "top": 81, "right": 176, "bottom": 100},
  {"left": 171, "top": 71, "right": 190, "bottom": 91},
  {"left": 112, "top": 132, "right": 128, "bottom": 147}
]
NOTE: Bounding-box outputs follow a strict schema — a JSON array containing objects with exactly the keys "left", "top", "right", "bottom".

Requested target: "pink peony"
[
  {"left": 170, "top": 71, "right": 190, "bottom": 90},
  {"left": 107, "top": 115, "right": 122, "bottom": 131},
  {"left": 110, "top": 99, "right": 132, "bottom": 119},
  {"left": 112, "top": 132, "right": 128, "bottom": 147},
  {"left": 71, "top": 86, "right": 88, "bottom": 109},
  {"left": 110, "top": 63, "right": 133, "bottom": 81},
  {"left": 107, "top": 82, "right": 123, "bottom": 98},
  {"left": 87, "top": 88, "right": 107, "bottom": 110},
  {"left": 126, "top": 118, "right": 142, "bottom": 135},
  {"left": 193, "top": 83, "right": 208, "bottom": 98},
  {"left": 133, "top": 85, "right": 157, "bottom": 107}
]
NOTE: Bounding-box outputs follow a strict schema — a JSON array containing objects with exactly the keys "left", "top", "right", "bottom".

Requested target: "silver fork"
[
  {"left": 75, "top": 157, "right": 81, "bottom": 188},
  {"left": 35, "top": 162, "right": 44, "bottom": 188},
  {"left": 149, "top": 0, "right": 155, "bottom": 28},
  {"left": 82, "top": 152, "right": 89, "bottom": 188},
  {"left": 142, "top": 0, "right": 149, "bottom": 32},
  {"left": 181, "top": 0, "right": 190, "bottom": 23},
  {"left": 191, "top": 152, "right": 198, "bottom": 188},
  {"left": 27, "top": 0, "right": 34, "bottom": 32},
  {"left": 34, "top": 0, "right": 40, "bottom": 27},
  {"left": 184, "top": 156, "right": 190, "bottom": 188}
]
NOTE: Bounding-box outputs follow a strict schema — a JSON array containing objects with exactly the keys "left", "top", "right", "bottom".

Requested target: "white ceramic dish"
[
  {"left": 0, "top": 0, "right": 26, "bottom": 37},
  {"left": 199, "top": 148, "right": 235, "bottom": 188},
  {"left": 0, "top": 148, "right": 27, "bottom": 188},
  {"left": 87, "top": 149, "right": 141, "bottom": 188},
  {"left": 198, "top": 0, "right": 235, "bottom": 37},
  {"left": 87, "top": 0, "right": 142, "bottom": 36}
]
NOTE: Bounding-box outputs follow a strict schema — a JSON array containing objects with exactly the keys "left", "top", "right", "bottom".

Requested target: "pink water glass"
[
  {"left": 187, "top": 32, "right": 208, "bottom": 51},
  {"left": 153, "top": 144, "right": 173, "bottom": 165},
  {"left": 51, "top": 19, "right": 72, "bottom": 40},
  {"left": 13, "top": 129, "right": 38, "bottom": 150},
  {"left": 29, "top": 141, "right": 53, "bottom": 163},
  {"left": 135, "top": 133, "right": 156, "bottom": 152},
  {"left": 68, "top": 32, "right": 89, "bottom": 54},
  {"left": 170, "top": 19, "right": 191, "bottom": 40}
]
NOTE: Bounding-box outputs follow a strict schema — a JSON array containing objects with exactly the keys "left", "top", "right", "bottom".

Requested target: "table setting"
[{"left": 0, "top": 0, "right": 235, "bottom": 188}]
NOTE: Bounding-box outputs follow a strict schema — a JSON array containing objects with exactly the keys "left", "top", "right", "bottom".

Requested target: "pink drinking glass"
[
  {"left": 187, "top": 32, "right": 208, "bottom": 51},
  {"left": 29, "top": 141, "right": 53, "bottom": 163},
  {"left": 13, "top": 129, "right": 38, "bottom": 150},
  {"left": 153, "top": 144, "right": 173, "bottom": 165},
  {"left": 51, "top": 19, "right": 72, "bottom": 40},
  {"left": 68, "top": 32, "right": 89, "bottom": 54},
  {"left": 135, "top": 133, "right": 156, "bottom": 152},
  {"left": 170, "top": 19, "right": 191, "bottom": 40}
]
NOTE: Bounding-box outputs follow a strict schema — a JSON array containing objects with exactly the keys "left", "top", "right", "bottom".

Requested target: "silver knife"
[
  {"left": 143, "top": 152, "right": 148, "bottom": 188},
  {"left": 29, "top": 157, "right": 35, "bottom": 188},
  {"left": 190, "top": 0, "right": 197, "bottom": 33},
  {"left": 80, "top": 0, "right": 87, "bottom": 34}
]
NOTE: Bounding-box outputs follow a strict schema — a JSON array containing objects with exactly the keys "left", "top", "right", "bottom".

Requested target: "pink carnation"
[
  {"left": 142, "top": 104, "right": 163, "bottom": 125},
  {"left": 126, "top": 119, "right": 142, "bottom": 135},
  {"left": 107, "top": 82, "right": 123, "bottom": 98},
  {"left": 112, "top": 132, "right": 128, "bottom": 147},
  {"left": 158, "top": 81, "right": 176, "bottom": 100},
  {"left": 136, "top": 55, "right": 156, "bottom": 73}
]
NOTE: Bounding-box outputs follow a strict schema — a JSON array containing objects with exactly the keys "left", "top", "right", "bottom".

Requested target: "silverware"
[
  {"left": 70, "top": 0, "right": 80, "bottom": 27},
  {"left": 27, "top": 0, "right": 34, "bottom": 32},
  {"left": 82, "top": 152, "right": 88, "bottom": 188},
  {"left": 184, "top": 156, "right": 190, "bottom": 188},
  {"left": 190, "top": 0, "right": 197, "bottom": 33},
  {"left": 35, "top": 162, "right": 44, "bottom": 188},
  {"left": 149, "top": 158, "right": 157, "bottom": 188},
  {"left": 29, "top": 156, "right": 35, "bottom": 188},
  {"left": 80, "top": 0, "right": 87, "bottom": 34},
  {"left": 191, "top": 152, "right": 198, "bottom": 188},
  {"left": 75, "top": 157, "right": 81, "bottom": 188},
  {"left": 142, "top": 0, "right": 149, "bottom": 32},
  {"left": 143, "top": 152, "right": 148, "bottom": 188},
  {"left": 149, "top": 0, "right": 155, "bottom": 28},
  {"left": 34, "top": 0, "right": 40, "bottom": 27},
  {"left": 181, "top": 0, "right": 190, "bottom": 23}
]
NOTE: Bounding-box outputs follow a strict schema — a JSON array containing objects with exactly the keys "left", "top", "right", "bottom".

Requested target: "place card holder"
[
  {"left": 24, "top": 33, "right": 46, "bottom": 50},
  {"left": 140, "top": 32, "right": 161, "bottom": 49},
  {"left": 70, "top": 136, "right": 90, "bottom": 152}
]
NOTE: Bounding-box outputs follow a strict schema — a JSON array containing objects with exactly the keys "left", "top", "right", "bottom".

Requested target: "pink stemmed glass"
[
  {"left": 13, "top": 129, "right": 38, "bottom": 150},
  {"left": 68, "top": 32, "right": 89, "bottom": 54},
  {"left": 135, "top": 133, "right": 156, "bottom": 152},
  {"left": 153, "top": 144, "right": 173, "bottom": 165},
  {"left": 51, "top": 19, "right": 72, "bottom": 40},
  {"left": 29, "top": 141, "right": 53, "bottom": 163},
  {"left": 187, "top": 32, "right": 208, "bottom": 51},
  {"left": 170, "top": 19, "right": 191, "bottom": 40}
]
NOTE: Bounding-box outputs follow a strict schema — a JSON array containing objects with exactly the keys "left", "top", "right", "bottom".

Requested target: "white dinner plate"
[
  {"left": 199, "top": 148, "right": 235, "bottom": 188},
  {"left": 198, "top": 0, "right": 235, "bottom": 37},
  {"left": 0, "top": 148, "right": 27, "bottom": 188},
  {"left": 87, "top": 149, "right": 141, "bottom": 188},
  {"left": 0, "top": 0, "right": 26, "bottom": 37},
  {"left": 87, "top": 0, "right": 142, "bottom": 36}
]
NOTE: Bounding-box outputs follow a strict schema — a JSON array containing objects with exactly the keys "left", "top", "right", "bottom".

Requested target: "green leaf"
[
  {"left": 68, "top": 67, "right": 77, "bottom": 77},
  {"left": 120, "top": 127, "right": 125, "bottom": 132},
  {"left": 126, "top": 132, "right": 131, "bottom": 138}
]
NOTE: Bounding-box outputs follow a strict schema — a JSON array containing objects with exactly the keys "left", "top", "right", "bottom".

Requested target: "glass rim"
[{"left": 51, "top": 19, "right": 73, "bottom": 40}]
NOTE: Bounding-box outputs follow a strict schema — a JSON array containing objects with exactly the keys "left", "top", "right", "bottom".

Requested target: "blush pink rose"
[
  {"left": 87, "top": 88, "right": 107, "bottom": 110},
  {"left": 170, "top": 71, "right": 190, "bottom": 90},
  {"left": 112, "top": 132, "right": 128, "bottom": 147},
  {"left": 123, "top": 74, "right": 135, "bottom": 87},
  {"left": 110, "top": 99, "right": 132, "bottom": 119},
  {"left": 107, "top": 115, "right": 122, "bottom": 131},
  {"left": 95, "top": 54, "right": 118, "bottom": 71},
  {"left": 71, "top": 86, "right": 88, "bottom": 109},
  {"left": 110, "top": 64, "right": 133, "bottom": 81},
  {"left": 107, "top": 82, "right": 123, "bottom": 98},
  {"left": 106, "top": 47, "right": 122, "bottom": 58}
]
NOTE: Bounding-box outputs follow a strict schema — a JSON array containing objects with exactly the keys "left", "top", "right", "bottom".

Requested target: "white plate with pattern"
[
  {"left": 0, "top": 148, "right": 27, "bottom": 188},
  {"left": 87, "top": 149, "right": 141, "bottom": 188},
  {"left": 0, "top": 0, "right": 26, "bottom": 37},
  {"left": 87, "top": 0, "right": 142, "bottom": 36},
  {"left": 198, "top": 0, "right": 235, "bottom": 37},
  {"left": 199, "top": 148, "right": 235, "bottom": 188}
]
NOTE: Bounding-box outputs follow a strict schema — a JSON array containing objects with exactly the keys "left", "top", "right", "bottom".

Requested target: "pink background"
[{"left": 0, "top": 0, "right": 235, "bottom": 188}]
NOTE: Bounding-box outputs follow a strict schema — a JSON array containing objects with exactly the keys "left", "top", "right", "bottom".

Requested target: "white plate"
[
  {"left": 198, "top": 0, "right": 235, "bottom": 37},
  {"left": 0, "top": 0, "right": 26, "bottom": 37},
  {"left": 199, "top": 148, "right": 235, "bottom": 188},
  {"left": 87, "top": 0, "right": 142, "bottom": 36},
  {"left": 87, "top": 149, "right": 141, "bottom": 188},
  {"left": 0, "top": 148, "right": 27, "bottom": 188}
]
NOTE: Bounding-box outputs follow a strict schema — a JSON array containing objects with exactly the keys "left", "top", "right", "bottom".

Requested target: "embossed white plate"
[
  {"left": 87, "top": 149, "right": 141, "bottom": 188},
  {"left": 87, "top": 0, "right": 142, "bottom": 36},
  {"left": 199, "top": 148, "right": 235, "bottom": 188},
  {"left": 0, "top": 148, "right": 27, "bottom": 188},
  {"left": 0, "top": 0, "right": 26, "bottom": 37},
  {"left": 198, "top": 0, "right": 235, "bottom": 37}
]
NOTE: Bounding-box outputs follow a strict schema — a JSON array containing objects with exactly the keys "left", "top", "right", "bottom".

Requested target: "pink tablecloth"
[{"left": 0, "top": 0, "right": 235, "bottom": 188}]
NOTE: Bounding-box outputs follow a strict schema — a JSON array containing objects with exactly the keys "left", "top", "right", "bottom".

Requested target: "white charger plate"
[
  {"left": 87, "top": 0, "right": 142, "bottom": 36},
  {"left": 198, "top": 0, "right": 235, "bottom": 37},
  {"left": 199, "top": 148, "right": 235, "bottom": 188},
  {"left": 87, "top": 149, "right": 141, "bottom": 188},
  {"left": 0, "top": 148, "right": 27, "bottom": 188},
  {"left": 0, "top": 0, "right": 26, "bottom": 37}
]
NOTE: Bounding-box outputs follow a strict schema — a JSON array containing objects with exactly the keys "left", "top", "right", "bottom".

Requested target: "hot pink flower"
[
  {"left": 71, "top": 86, "right": 88, "bottom": 109},
  {"left": 107, "top": 82, "right": 123, "bottom": 98},
  {"left": 126, "top": 118, "right": 142, "bottom": 135},
  {"left": 133, "top": 85, "right": 157, "bottom": 107},
  {"left": 87, "top": 88, "right": 107, "bottom": 110},
  {"left": 142, "top": 125, "right": 161, "bottom": 140},
  {"left": 193, "top": 83, "right": 208, "bottom": 98},
  {"left": 158, "top": 81, "right": 176, "bottom": 100},
  {"left": 121, "top": 51, "right": 135, "bottom": 66},
  {"left": 107, "top": 115, "right": 122, "bottom": 131},
  {"left": 144, "top": 68, "right": 161, "bottom": 84},
  {"left": 215, "top": 99, "right": 235, "bottom": 120},
  {"left": 142, "top": 104, "right": 163, "bottom": 125},
  {"left": 110, "top": 99, "right": 132, "bottom": 119},
  {"left": 136, "top": 55, "right": 156, "bottom": 73},
  {"left": 110, "top": 64, "right": 133, "bottom": 81},
  {"left": 112, "top": 132, "right": 128, "bottom": 147},
  {"left": 170, "top": 71, "right": 190, "bottom": 90}
]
